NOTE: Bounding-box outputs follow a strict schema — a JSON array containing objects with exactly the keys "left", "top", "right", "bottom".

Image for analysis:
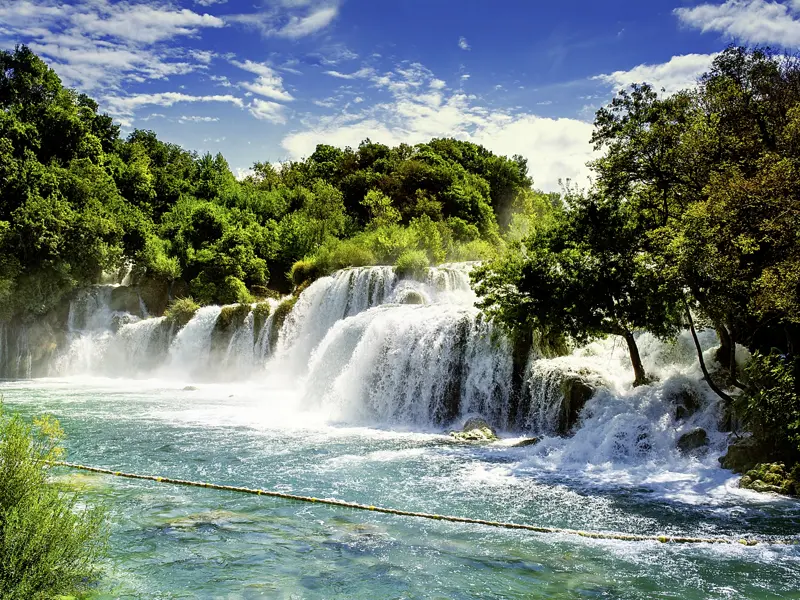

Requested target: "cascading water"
[
  {"left": 166, "top": 305, "right": 222, "bottom": 379},
  {"left": 302, "top": 304, "right": 511, "bottom": 427}
]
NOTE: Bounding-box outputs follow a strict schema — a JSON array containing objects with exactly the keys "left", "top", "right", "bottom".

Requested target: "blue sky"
[{"left": 2, "top": 0, "right": 799, "bottom": 191}]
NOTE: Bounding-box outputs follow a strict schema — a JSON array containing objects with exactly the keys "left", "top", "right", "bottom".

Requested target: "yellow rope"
[{"left": 54, "top": 461, "right": 797, "bottom": 547}]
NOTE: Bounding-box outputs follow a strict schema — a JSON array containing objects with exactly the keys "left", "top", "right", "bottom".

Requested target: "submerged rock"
[
  {"left": 511, "top": 437, "right": 541, "bottom": 448},
  {"left": 719, "top": 437, "right": 771, "bottom": 473},
  {"left": 450, "top": 417, "right": 498, "bottom": 442},
  {"left": 677, "top": 428, "right": 709, "bottom": 455},
  {"left": 669, "top": 387, "right": 701, "bottom": 421},
  {"left": 739, "top": 463, "right": 799, "bottom": 496}
]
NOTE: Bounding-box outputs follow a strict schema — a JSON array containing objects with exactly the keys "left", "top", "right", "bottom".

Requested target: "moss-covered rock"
[
  {"left": 450, "top": 417, "right": 498, "bottom": 442},
  {"left": 252, "top": 302, "right": 272, "bottom": 339},
  {"left": 164, "top": 297, "right": 200, "bottom": 329},
  {"left": 137, "top": 277, "right": 171, "bottom": 316},
  {"left": 398, "top": 290, "right": 425, "bottom": 305},
  {"left": 269, "top": 296, "right": 298, "bottom": 352},
  {"left": 739, "top": 463, "right": 799, "bottom": 496},
  {"left": 668, "top": 387, "right": 701, "bottom": 421},
  {"left": 719, "top": 437, "right": 772, "bottom": 473},
  {"left": 677, "top": 428, "right": 709, "bottom": 455},
  {"left": 211, "top": 303, "right": 251, "bottom": 354}
]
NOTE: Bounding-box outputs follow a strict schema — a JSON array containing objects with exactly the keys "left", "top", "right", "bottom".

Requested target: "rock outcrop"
[
  {"left": 450, "top": 417, "right": 498, "bottom": 442},
  {"left": 739, "top": 463, "right": 799, "bottom": 496},
  {"left": 677, "top": 428, "right": 708, "bottom": 455}
]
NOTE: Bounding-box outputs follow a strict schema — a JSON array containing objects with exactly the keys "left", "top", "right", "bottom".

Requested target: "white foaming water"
[
  {"left": 0, "top": 262, "right": 759, "bottom": 507},
  {"left": 166, "top": 305, "right": 222, "bottom": 379},
  {"left": 302, "top": 303, "right": 511, "bottom": 427}
]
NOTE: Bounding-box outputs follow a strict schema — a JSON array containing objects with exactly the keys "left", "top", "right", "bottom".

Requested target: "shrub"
[
  {"left": 395, "top": 249, "right": 430, "bottom": 280},
  {"left": 290, "top": 259, "right": 322, "bottom": 287},
  {"left": 0, "top": 407, "right": 108, "bottom": 599},
  {"left": 741, "top": 352, "right": 800, "bottom": 461},
  {"left": 164, "top": 296, "right": 200, "bottom": 328},
  {"left": 217, "top": 276, "right": 253, "bottom": 305}
]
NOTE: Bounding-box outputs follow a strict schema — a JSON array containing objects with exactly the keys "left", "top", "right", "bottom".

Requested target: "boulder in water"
[
  {"left": 398, "top": 290, "right": 425, "bottom": 305},
  {"left": 669, "top": 387, "right": 700, "bottom": 421},
  {"left": 677, "top": 428, "right": 709, "bottom": 455},
  {"left": 739, "top": 463, "right": 799, "bottom": 496},
  {"left": 450, "top": 417, "right": 498, "bottom": 442},
  {"left": 719, "top": 437, "right": 771, "bottom": 473},
  {"left": 558, "top": 375, "right": 595, "bottom": 435},
  {"left": 511, "top": 437, "right": 541, "bottom": 448}
]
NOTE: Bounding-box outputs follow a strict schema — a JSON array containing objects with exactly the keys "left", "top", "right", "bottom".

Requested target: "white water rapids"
[{"left": 0, "top": 264, "right": 752, "bottom": 502}]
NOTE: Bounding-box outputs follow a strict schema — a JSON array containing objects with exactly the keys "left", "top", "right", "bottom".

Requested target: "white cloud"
[
  {"left": 231, "top": 59, "right": 294, "bottom": 102},
  {"left": 458, "top": 36, "right": 471, "bottom": 51},
  {"left": 0, "top": 0, "right": 224, "bottom": 91},
  {"left": 592, "top": 53, "right": 718, "bottom": 94},
  {"left": 104, "top": 92, "right": 243, "bottom": 118},
  {"left": 249, "top": 98, "right": 287, "bottom": 123},
  {"left": 675, "top": 0, "right": 800, "bottom": 47},
  {"left": 281, "top": 62, "right": 596, "bottom": 192},
  {"left": 280, "top": 5, "right": 338, "bottom": 37},
  {"left": 179, "top": 115, "right": 220, "bottom": 123},
  {"left": 195, "top": 0, "right": 227, "bottom": 5},
  {"left": 323, "top": 67, "right": 375, "bottom": 79},
  {"left": 226, "top": 1, "right": 340, "bottom": 38}
]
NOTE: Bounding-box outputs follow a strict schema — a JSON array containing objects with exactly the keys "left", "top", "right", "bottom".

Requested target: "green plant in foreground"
[{"left": 0, "top": 406, "right": 108, "bottom": 599}]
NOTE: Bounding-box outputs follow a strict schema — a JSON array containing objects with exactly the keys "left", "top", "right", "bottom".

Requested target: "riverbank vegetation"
[
  {"left": 474, "top": 47, "right": 800, "bottom": 473},
  {"left": 1, "top": 44, "right": 798, "bottom": 480},
  {"left": 0, "top": 406, "right": 107, "bottom": 598}
]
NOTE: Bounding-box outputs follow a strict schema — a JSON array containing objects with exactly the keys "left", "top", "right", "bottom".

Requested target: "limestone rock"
[
  {"left": 719, "top": 437, "right": 770, "bottom": 473},
  {"left": 739, "top": 463, "right": 798, "bottom": 496},
  {"left": 677, "top": 428, "right": 709, "bottom": 455},
  {"left": 109, "top": 286, "right": 142, "bottom": 316},
  {"left": 450, "top": 417, "right": 498, "bottom": 442}
]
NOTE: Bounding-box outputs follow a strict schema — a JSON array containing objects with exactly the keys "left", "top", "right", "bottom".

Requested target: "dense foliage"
[
  {"left": 474, "top": 46, "right": 800, "bottom": 465},
  {"left": 0, "top": 406, "right": 107, "bottom": 598},
  {"left": 0, "top": 45, "right": 546, "bottom": 320}
]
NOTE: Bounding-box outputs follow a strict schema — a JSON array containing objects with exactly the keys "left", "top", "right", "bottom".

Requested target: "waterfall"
[
  {"left": 302, "top": 304, "right": 512, "bottom": 427},
  {"left": 273, "top": 267, "right": 397, "bottom": 371},
  {"left": 166, "top": 305, "right": 222, "bottom": 379}
]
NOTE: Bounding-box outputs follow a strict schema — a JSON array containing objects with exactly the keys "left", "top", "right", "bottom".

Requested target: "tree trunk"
[
  {"left": 685, "top": 303, "right": 735, "bottom": 405},
  {"left": 714, "top": 321, "right": 732, "bottom": 371},
  {"left": 622, "top": 330, "right": 647, "bottom": 387}
]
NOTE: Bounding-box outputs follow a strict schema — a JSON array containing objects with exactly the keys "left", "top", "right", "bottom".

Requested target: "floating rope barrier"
[{"left": 55, "top": 461, "right": 798, "bottom": 547}]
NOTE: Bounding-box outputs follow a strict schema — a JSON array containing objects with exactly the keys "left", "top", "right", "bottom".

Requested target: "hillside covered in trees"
[{"left": 0, "top": 45, "right": 551, "bottom": 323}]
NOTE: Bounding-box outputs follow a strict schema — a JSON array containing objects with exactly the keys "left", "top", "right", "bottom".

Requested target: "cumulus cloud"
[
  {"left": 675, "top": 0, "right": 800, "bottom": 47},
  {"left": 283, "top": 62, "right": 596, "bottom": 191},
  {"left": 0, "top": 0, "right": 223, "bottom": 91},
  {"left": 249, "top": 98, "right": 287, "bottom": 123},
  {"left": 458, "top": 36, "right": 470, "bottom": 50},
  {"left": 231, "top": 59, "right": 294, "bottom": 102},
  {"left": 593, "top": 53, "right": 718, "bottom": 93}
]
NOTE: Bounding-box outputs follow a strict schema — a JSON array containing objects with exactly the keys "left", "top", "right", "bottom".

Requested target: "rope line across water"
[{"left": 55, "top": 461, "right": 798, "bottom": 547}]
